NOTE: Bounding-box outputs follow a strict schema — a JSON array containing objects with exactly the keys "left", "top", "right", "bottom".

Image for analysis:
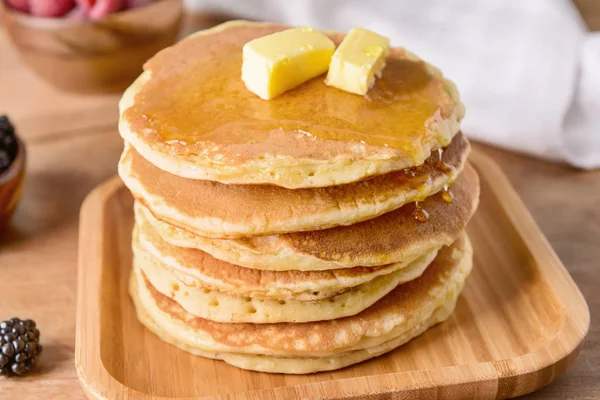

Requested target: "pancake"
[
  {"left": 120, "top": 132, "right": 469, "bottom": 238},
  {"left": 133, "top": 286, "right": 455, "bottom": 374},
  {"left": 129, "top": 234, "right": 472, "bottom": 372},
  {"left": 140, "top": 163, "right": 479, "bottom": 271},
  {"left": 135, "top": 244, "right": 437, "bottom": 323},
  {"left": 135, "top": 208, "right": 437, "bottom": 301},
  {"left": 119, "top": 20, "right": 464, "bottom": 189}
]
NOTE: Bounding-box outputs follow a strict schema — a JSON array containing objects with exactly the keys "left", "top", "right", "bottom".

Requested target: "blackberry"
[
  {"left": 0, "top": 318, "right": 42, "bottom": 376},
  {"left": 0, "top": 115, "right": 18, "bottom": 174}
]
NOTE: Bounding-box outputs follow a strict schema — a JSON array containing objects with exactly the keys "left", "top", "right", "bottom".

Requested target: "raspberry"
[
  {"left": 87, "top": 0, "right": 123, "bottom": 19},
  {"left": 29, "top": 0, "right": 75, "bottom": 17},
  {"left": 5, "top": 0, "right": 30, "bottom": 13}
]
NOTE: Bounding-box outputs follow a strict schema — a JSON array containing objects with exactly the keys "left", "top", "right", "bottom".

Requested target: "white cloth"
[{"left": 186, "top": 0, "right": 600, "bottom": 169}]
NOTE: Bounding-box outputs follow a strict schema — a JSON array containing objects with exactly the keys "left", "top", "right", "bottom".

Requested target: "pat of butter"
[
  {"left": 325, "top": 28, "right": 390, "bottom": 95},
  {"left": 242, "top": 27, "right": 335, "bottom": 100}
]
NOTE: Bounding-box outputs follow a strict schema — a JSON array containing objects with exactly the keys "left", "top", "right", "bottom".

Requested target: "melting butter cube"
[
  {"left": 242, "top": 27, "right": 335, "bottom": 100},
  {"left": 325, "top": 28, "right": 390, "bottom": 95}
]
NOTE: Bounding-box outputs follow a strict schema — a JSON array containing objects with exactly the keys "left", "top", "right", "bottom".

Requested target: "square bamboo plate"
[{"left": 76, "top": 150, "right": 589, "bottom": 400}]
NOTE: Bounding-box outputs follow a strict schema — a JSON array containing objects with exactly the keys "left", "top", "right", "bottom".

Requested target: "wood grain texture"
[
  {"left": 1, "top": 4, "right": 600, "bottom": 399},
  {"left": 74, "top": 151, "right": 589, "bottom": 400},
  {"left": 473, "top": 145, "right": 600, "bottom": 400}
]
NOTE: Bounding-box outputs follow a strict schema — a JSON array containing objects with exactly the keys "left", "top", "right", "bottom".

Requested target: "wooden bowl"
[
  {"left": 0, "top": 138, "right": 25, "bottom": 237},
  {"left": 0, "top": 0, "right": 183, "bottom": 93}
]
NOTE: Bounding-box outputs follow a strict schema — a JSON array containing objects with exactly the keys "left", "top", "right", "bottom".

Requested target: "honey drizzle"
[
  {"left": 441, "top": 184, "right": 454, "bottom": 203},
  {"left": 435, "top": 147, "right": 455, "bottom": 203},
  {"left": 126, "top": 26, "right": 453, "bottom": 156},
  {"left": 412, "top": 201, "right": 430, "bottom": 223},
  {"left": 435, "top": 147, "right": 454, "bottom": 175}
]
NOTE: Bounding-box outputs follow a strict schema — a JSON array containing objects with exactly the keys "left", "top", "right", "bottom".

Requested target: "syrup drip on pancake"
[
  {"left": 435, "top": 147, "right": 455, "bottom": 175},
  {"left": 412, "top": 201, "right": 430, "bottom": 223},
  {"left": 436, "top": 147, "right": 455, "bottom": 203},
  {"left": 441, "top": 185, "right": 454, "bottom": 203}
]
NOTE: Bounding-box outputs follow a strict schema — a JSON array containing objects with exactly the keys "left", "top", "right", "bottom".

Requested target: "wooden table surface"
[{"left": 1, "top": 8, "right": 599, "bottom": 399}]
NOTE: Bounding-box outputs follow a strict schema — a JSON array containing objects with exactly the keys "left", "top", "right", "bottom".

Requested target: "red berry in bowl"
[
  {"left": 87, "top": 0, "right": 123, "bottom": 19},
  {"left": 125, "top": 0, "right": 153, "bottom": 8},
  {"left": 29, "top": 0, "right": 75, "bottom": 17},
  {"left": 5, "top": 0, "right": 30, "bottom": 13},
  {"left": 65, "top": 4, "right": 86, "bottom": 17},
  {"left": 74, "top": 0, "right": 94, "bottom": 12}
]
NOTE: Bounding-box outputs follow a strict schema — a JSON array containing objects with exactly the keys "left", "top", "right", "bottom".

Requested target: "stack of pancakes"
[{"left": 118, "top": 21, "right": 480, "bottom": 374}]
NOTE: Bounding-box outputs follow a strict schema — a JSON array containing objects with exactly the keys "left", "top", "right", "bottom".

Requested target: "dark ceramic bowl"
[{"left": 0, "top": 138, "right": 25, "bottom": 236}]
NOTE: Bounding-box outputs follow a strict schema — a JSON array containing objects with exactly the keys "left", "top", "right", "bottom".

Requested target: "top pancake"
[
  {"left": 119, "top": 20, "right": 464, "bottom": 188},
  {"left": 120, "top": 132, "right": 469, "bottom": 238}
]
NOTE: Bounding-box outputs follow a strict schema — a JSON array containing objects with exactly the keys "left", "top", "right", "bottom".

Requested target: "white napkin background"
[{"left": 186, "top": 0, "right": 600, "bottom": 169}]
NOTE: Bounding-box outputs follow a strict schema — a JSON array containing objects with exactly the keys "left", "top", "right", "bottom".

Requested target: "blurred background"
[{"left": 1, "top": 0, "right": 598, "bottom": 168}]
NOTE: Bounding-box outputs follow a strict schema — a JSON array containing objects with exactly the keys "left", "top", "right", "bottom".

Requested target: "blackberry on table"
[
  {"left": 0, "top": 115, "right": 18, "bottom": 174},
  {"left": 0, "top": 318, "right": 42, "bottom": 376}
]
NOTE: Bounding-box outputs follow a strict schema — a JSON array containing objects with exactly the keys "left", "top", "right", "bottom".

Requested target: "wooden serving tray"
[{"left": 76, "top": 150, "right": 589, "bottom": 400}]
